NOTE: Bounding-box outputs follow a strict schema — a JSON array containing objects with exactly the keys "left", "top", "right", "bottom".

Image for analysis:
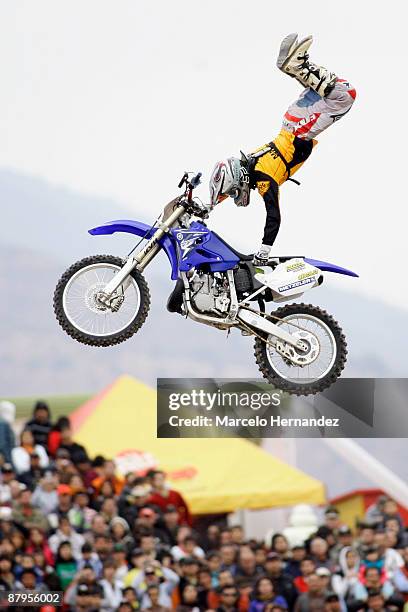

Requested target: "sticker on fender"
[{"left": 278, "top": 277, "right": 316, "bottom": 292}]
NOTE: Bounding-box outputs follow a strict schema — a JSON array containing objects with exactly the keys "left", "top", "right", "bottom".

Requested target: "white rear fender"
[{"left": 254, "top": 258, "right": 322, "bottom": 301}]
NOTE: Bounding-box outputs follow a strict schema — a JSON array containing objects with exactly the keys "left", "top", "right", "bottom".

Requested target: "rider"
[{"left": 208, "top": 34, "right": 356, "bottom": 264}]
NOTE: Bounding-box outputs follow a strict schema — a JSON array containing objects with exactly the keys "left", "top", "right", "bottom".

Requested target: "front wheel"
[
  {"left": 254, "top": 303, "right": 347, "bottom": 395},
  {"left": 53, "top": 255, "right": 150, "bottom": 347}
]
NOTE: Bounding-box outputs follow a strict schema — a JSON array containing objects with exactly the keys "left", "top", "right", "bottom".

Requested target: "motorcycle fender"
[
  {"left": 89, "top": 219, "right": 180, "bottom": 280},
  {"left": 254, "top": 258, "right": 322, "bottom": 301}
]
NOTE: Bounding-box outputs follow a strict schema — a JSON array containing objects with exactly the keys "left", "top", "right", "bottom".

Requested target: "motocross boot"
[{"left": 278, "top": 34, "right": 337, "bottom": 97}]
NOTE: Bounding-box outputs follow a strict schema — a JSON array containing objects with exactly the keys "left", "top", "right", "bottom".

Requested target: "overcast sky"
[{"left": 0, "top": 1, "right": 406, "bottom": 308}]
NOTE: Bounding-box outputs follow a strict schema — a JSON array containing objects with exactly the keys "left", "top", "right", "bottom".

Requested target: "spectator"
[
  {"left": 91, "top": 459, "right": 124, "bottom": 497},
  {"left": 270, "top": 534, "right": 291, "bottom": 561},
  {"left": 55, "top": 541, "right": 77, "bottom": 589},
  {"left": 172, "top": 534, "right": 205, "bottom": 562},
  {"left": 11, "top": 429, "right": 49, "bottom": 475},
  {"left": 215, "top": 584, "right": 241, "bottom": 612},
  {"left": 0, "top": 553, "right": 15, "bottom": 589},
  {"left": 286, "top": 546, "right": 306, "bottom": 579},
  {"left": 99, "top": 558, "right": 124, "bottom": 611},
  {"left": 349, "top": 566, "right": 396, "bottom": 605},
  {"left": 309, "top": 538, "right": 333, "bottom": 571},
  {"left": 47, "top": 416, "right": 70, "bottom": 457},
  {"left": 235, "top": 547, "right": 263, "bottom": 583},
  {"left": 25, "top": 527, "right": 54, "bottom": 566},
  {"left": 68, "top": 489, "right": 97, "bottom": 532},
  {"left": 25, "top": 400, "right": 53, "bottom": 448},
  {"left": 133, "top": 561, "right": 180, "bottom": 609},
  {"left": 0, "top": 462, "right": 16, "bottom": 504},
  {"left": 249, "top": 576, "right": 288, "bottom": 612},
  {"left": 294, "top": 558, "right": 317, "bottom": 593},
  {"left": 176, "top": 583, "right": 202, "bottom": 611},
  {"left": 31, "top": 472, "right": 58, "bottom": 515},
  {"left": 264, "top": 552, "right": 298, "bottom": 609},
  {"left": 148, "top": 470, "right": 192, "bottom": 526},
  {"left": 122, "top": 585, "right": 140, "bottom": 610},
  {"left": 58, "top": 420, "right": 88, "bottom": 464},
  {"left": 394, "top": 545, "right": 408, "bottom": 600},
  {"left": 48, "top": 516, "right": 85, "bottom": 560},
  {"left": 77, "top": 541, "right": 103, "bottom": 577},
  {"left": 294, "top": 573, "right": 327, "bottom": 612},
  {"left": 331, "top": 547, "right": 360, "bottom": 600},
  {"left": 12, "top": 487, "right": 48, "bottom": 531},
  {"left": 0, "top": 401, "right": 15, "bottom": 462}
]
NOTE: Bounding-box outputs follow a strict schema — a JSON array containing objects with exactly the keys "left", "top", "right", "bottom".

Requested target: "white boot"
[
  {"left": 278, "top": 35, "right": 337, "bottom": 97},
  {"left": 276, "top": 33, "right": 298, "bottom": 70}
]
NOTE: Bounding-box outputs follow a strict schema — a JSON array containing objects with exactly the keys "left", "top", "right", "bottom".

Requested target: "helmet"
[{"left": 209, "top": 157, "right": 250, "bottom": 209}]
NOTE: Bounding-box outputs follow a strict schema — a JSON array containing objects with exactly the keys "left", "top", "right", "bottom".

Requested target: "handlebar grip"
[
  {"left": 178, "top": 173, "right": 188, "bottom": 189},
  {"left": 190, "top": 172, "right": 202, "bottom": 188}
]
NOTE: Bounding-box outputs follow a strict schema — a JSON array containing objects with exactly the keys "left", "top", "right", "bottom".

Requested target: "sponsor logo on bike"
[{"left": 278, "top": 277, "right": 315, "bottom": 292}]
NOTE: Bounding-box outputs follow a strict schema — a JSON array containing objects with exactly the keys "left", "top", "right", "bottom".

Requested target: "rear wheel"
[
  {"left": 254, "top": 303, "right": 347, "bottom": 395},
  {"left": 53, "top": 255, "right": 150, "bottom": 346}
]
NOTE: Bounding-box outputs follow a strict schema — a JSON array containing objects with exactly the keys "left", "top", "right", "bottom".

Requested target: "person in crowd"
[
  {"left": 25, "top": 400, "right": 53, "bottom": 448},
  {"left": 31, "top": 471, "right": 58, "bottom": 515},
  {"left": 264, "top": 552, "right": 298, "bottom": 609},
  {"left": 331, "top": 546, "right": 360, "bottom": 600},
  {"left": 57, "top": 419, "right": 89, "bottom": 464},
  {"left": 55, "top": 540, "right": 78, "bottom": 589},
  {"left": 294, "top": 572, "right": 327, "bottom": 612},
  {"left": 0, "top": 553, "right": 16, "bottom": 589},
  {"left": 309, "top": 537, "right": 334, "bottom": 571},
  {"left": 270, "top": 534, "right": 291, "bottom": 561},
  {"left": 12, "top": 486, "right": 48, "bottom": 531},
  {"left": 48, "top": 515, "right": 85, "bottom": 560},
  {"left": 25, "top": 526, "right": 54, "bottom": 566},
  {"left": 0, "top": 401, "right": 16, "bottom": 463},
  {"left": 147, "top": 470, "right": 192, "bottom": 526},
  {"left": 235, "top": 546, "right": 263, "bottom": 583},
  {"left": 133, "top": 561, "right": 180, "bottom": 609},
  {"left": 214, "top": 584, "right": 241, "bottom": 612},
  {"left": 0, "top": 462, "right": 16, "bottom": 504},
  {"left": 172, "top": 534, "right": 205, "bottom": 562},
  {"left": 294, "top": 557, "right": 317, "bottom": 593},
  {"left": 249, "top": 576, "right": 288, "bottom": 612},
  {"left": 68, "top": 489, "right": 97, "bottom": 532},
  {"left": 47, "top": 416, "right": 70, "bottom": 457},
  {"left": 348, "top": 565, "right": 400, "bottom": 608},
  {"left": 176, "top": 583, "right": 202, "bottom": 611},
  {"left": 11, "top": 429, "right": 49, "bottom": 474},
  {"left": 285, "top": 545, "right": 306, "bottom": 579},
  {"left": 99, "top": 558, "right": 124, "bottom": 611}
]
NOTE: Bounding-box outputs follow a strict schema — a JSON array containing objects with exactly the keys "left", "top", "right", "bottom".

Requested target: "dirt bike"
[{"left": 54, "top": 172, "right": 358, "bottom": 395}]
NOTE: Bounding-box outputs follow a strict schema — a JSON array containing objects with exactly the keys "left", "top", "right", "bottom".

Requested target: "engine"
[{"left": 190, "top": 272, "right": 230, "bottom": 314}]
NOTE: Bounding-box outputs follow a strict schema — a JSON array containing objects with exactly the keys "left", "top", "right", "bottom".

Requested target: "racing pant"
[{"left": 257, "top": 78, "right": 356, "bottom": 247}]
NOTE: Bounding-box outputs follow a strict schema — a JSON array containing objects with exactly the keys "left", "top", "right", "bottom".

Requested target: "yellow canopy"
[{"left": 71, "top": 375, "right": 325, "bottom": 514}]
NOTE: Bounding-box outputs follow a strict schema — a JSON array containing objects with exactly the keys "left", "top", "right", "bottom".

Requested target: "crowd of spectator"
[{"left": 0, "top": 400, "right": 408, "bottom": 612}]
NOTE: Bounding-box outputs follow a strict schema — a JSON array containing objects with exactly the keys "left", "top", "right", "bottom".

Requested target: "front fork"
[{"left": 99, "top": 204, "right": 186, "bottom": 299}]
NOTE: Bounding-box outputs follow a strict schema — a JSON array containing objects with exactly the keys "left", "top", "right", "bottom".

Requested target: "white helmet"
[{"left": 209, "top": 157, "right": 250, "bottom": 209}]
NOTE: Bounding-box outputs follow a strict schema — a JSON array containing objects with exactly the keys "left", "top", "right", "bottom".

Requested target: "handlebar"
[{"left": 177, "top": 171, "right": 202, "bottom": 191}]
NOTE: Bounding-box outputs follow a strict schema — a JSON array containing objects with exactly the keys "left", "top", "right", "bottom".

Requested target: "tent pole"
[{"left": 322, "top": 438, "right": 408, "bottom": 507}]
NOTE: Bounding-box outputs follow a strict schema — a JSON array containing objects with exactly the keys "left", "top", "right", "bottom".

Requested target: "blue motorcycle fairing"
[
  {"left": 88, "top": 220, "right": 358, "bottom": 281},
  {"left": 89, "top": 220, "right": 180, "bottom": 280},
  {"left": 170, "top": 221, "right": 240, "bottom": 273},
  {"left": 304, "top": 257, "right": 359, "bottom": 278}
]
